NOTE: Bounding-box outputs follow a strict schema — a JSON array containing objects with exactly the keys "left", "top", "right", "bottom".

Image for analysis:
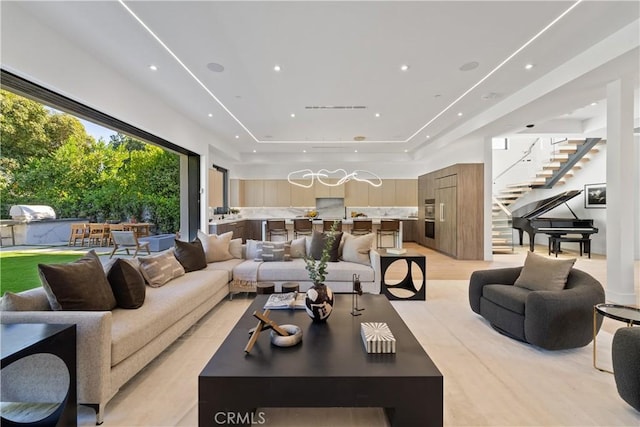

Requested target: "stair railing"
[
  {"left": 493, "top": 137, "right": 541, "bottom": 184},
  {"left": 492, "top": 196, "right": 512, "bottom": 217}
]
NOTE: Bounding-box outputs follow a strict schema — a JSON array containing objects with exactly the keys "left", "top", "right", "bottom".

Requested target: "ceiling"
[{"left": 5, "top": 1, "right": 640, "bottom": 162}]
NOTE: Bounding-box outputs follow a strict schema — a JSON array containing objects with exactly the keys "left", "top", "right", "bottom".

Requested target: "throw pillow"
[
  {"left": 137, "top": 249, "right": 186, "bottom": 288},
  {"left": 261, "top": 241, "right": 291, "bottom": 262},
  {"left": 0, "top": 291, "right": 51, "bottom": 311},
  {"left": 229, "top": 238, "right": 243, "bottom": 259},
  {"left": 174, "top": 238, "right": 207, "bottom": 272},
  {"left": 197, "top": 230, "right": 233, "bottom": 262},
  {"left": 514, "top": 251, "right": 576, "bottom": 292},
  {"left": 106, "top": 258, "right": 146, "bottom": 309},
  {"left": 341, "top": 233, "right": 374, "bottom": 266},
  {"left": 309, "top": 230, "right": 343, "bottom": 262},
  {"left": 245, "top": 239, "right": 261, "bottom": 260},
  {"left": 289, "top": 237, "right": 307, "bottom": 258},
  {"left": 38, "top": 250, "right": 117, "bottom": 311}
]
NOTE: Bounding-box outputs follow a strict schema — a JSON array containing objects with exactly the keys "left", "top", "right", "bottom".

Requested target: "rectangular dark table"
[{"left": 199, "top": 294, "right": 443, "bottom": 427}]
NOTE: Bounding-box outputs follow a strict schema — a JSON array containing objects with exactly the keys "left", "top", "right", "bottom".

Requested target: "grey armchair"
[
  {"left": 469, "top": 267, "right": 605, "bottom": 350},
  {"left": 612, "top": 327, "right": 640, "bottom": 411}
]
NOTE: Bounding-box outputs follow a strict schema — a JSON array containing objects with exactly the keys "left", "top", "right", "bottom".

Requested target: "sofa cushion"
[
  {"left": 482, "top": 284, "right": 530, "bottom": 315},
  {"left": 174, "top": 238, "right": 207, "bottom": 272},
  {"left": 110, "top": 266, "right": 229, "bottom": 366},
  {"left": 255, "top": 259, "right": 374, "bottom": 283},
  {"left": 137, "top": 249, "right": 185, "bottom": 288},
  {"left": 289, "top": 237, "right": 306, "bottom": 258},
  {"left": 0, "top": 288, "right": 51, "bottom": 311},
  {"left": 229, "top": 238, "right": 243, "bottom": 259},
  {"left": 207, "top": 258, "right": 245, "bottom": 281},
  {"left": 309, "top": 230, "right": 342, "bottom": 261},
  {"left": 261, "top": 241, "right": 291, "bottom": 262},
  {"left": 106, "top": 258, "right": 146, "bottom": 309},
  {"left": 197, "top": 230, "right": 233, "bottom": 262},
  {"left": 38, "top": 250, "right": 117, "bottom": 311},
  {"left": 341, "top": 233, "right": 374, "bottom": 266},
  {"left": 514, "top": 251, "right": 576, "bottom": 292},
  {"left": 245, "top": 239, "right": 262, "bottom": 260}
]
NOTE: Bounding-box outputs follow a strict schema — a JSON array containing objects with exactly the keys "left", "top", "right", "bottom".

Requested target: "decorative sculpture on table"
[
  {"left": 245, "top": 310, "right": 302, "bottom": 353},
  {"left": 351, "top": 273, "right": 365, "bottom": 316}
]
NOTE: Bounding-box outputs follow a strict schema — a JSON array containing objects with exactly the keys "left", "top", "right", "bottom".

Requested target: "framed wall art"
[{"left": 584, "top": 183, "right": 606, "bottom": 208}]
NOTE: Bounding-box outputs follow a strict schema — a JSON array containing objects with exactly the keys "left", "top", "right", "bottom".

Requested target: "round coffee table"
[{"left": 593, "top": 303, "right": 640, "bottom": 373}]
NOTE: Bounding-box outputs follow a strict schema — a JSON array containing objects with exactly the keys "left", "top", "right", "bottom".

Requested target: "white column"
[
  {"left": 605, "top": 78, "right": 637, "bottom": 304},
  {"left": 484, "top": 136, "right": 493, "bottom": 261}
]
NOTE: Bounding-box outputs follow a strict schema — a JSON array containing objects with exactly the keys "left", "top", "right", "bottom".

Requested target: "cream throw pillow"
[
  {"left": 138, "top": 249, "right": 185, "bottom": 288},
  {"left": 341, "top": 233, "right": 374, "bottom": 266},
  {"left": 514, "top": 251, "right": 576, "bottom": 292},
  {"left": 229, "top": 238, "right": 243, "bottom": 259},
  {"left": 197, "top": 230, "right": 233, "bottom": 262}
]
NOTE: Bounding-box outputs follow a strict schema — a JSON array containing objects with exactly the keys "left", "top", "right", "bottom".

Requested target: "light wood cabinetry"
[
  {"left": 230, "top": 179, "right": 243, "bottom": 208},
  {"left": 417, "top": 163, "right": 483, "bottom": 259},
  {"left": 314, "top": 180, "right": 345, "bottom": 198},
  {"left": 395, "top": 179, "right": 418, "bottom": 206},
  {"left": 290, "top": 181, "right": 315, "bottom": 207},
  {"left": 263, "top": 180, "right": 291, "bottom": 207},
  {"left": 344, "top": 180, "right": 369, "bottom": 206},
  {"left": 243, "top": 180, "right": 264, "bottom": 207}
]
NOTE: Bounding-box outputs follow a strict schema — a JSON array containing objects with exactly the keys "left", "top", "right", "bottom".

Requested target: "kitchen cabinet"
[
  {"left": 395, "top": 179, "right": 418, "bottom": 206},
  {"left": 230, "top": 179, "right": 243, "bottom": 207},
  {"left": 344, "top": 180, "right": 369, "bottom": 206},
  {"left": 289, "top": 181, "right": 315, "bottom": 207},
  {"left": 314, "top": 179, "right": 345, "bottom": 198},
  {"left": 243, "top": 180, "right": 264, "bottom": 207},
  {"left": 401, "top": 220, "right": 416, "bottom": 242},
  {"left": 209, "top": 220, "right": 246, "bottom": 242},
  {"left": 244, "top": 220, "right": 264, "bottom": 241},
  {"left": 417, "top": 163, "right": 483, "bottom": 259},
  {"left": 263, "top": 180, "right": 291, "bottom": 207}
]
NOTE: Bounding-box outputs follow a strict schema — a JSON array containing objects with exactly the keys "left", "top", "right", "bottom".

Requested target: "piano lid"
[{"left": 511, "top": 190, "right": 582, "bottom": 219}]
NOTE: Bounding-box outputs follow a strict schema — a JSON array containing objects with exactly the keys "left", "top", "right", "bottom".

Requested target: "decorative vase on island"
[{"left": 305, "top": 283, "right": 334, "bottom": 322}]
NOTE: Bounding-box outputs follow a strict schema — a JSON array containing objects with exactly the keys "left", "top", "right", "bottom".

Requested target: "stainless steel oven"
[{"left": 424, "top": 199, "right": 435, "bottom": 239}]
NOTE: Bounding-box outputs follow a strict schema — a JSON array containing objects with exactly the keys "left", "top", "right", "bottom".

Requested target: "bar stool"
[
  {"left": 377, "top": 219, "right": 400, "bottom": 248},
  {"left": 351, "top": 219, "right": 372, "bottom": 236},
  {"left": 323, "top": 220, "right": 342, "bottom": 232},
  {"left": 266, "top": 219, "right": 288, "bottom": 241},
  {"left": 281, "top": 282, "right": 300, "bottom": 293},
  {"left": 257, "top": 282, "right": 275, "bottom": 294},
  {"left": 293, "top": 218, "right": 313, "bottom": 238}
]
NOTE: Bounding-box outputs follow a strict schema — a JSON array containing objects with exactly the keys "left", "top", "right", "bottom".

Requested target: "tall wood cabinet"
[{"left": 417, "top": 163, "right": 483, "bottom": 260}]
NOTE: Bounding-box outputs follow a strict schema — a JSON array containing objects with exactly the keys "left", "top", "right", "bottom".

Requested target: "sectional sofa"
[{"left": 0, "top": 232, "right": 380, "bottom": 424}]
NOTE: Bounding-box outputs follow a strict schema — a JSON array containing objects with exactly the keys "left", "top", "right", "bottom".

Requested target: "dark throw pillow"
[
  {"left": 106, "top": 258, "right": 146, "bottom": 309},
  {"left": 174, "top": 238, "right": 207, "bottom": 272},
  {"left": 309, "top": 230, "right": 343, "bottom": 262},
  {"left": 38, "top": 250, "right": 117, "bottom": 311}
]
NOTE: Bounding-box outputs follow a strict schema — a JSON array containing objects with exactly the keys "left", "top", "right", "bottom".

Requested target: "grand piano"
[{"left": 511, "top": 190, "right": 598, "bottom": 252}]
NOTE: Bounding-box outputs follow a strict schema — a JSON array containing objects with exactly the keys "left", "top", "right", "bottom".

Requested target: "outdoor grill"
[{"left": 9, "top": 205, "right": 56, "bottom": 222}]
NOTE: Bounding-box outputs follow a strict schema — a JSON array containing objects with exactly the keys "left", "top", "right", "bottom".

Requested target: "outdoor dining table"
[{"left": 122, "top": 223, "right": 151, "bottom": 238}]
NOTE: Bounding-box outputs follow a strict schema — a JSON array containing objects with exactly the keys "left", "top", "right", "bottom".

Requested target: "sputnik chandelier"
[{"left": 287, "top": 169, "right": 382, "bottom": 188}]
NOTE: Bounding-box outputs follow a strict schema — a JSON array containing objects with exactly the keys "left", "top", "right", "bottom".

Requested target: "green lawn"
[{"left": 0, "top": 251, "right": 89, "bottom": 294}]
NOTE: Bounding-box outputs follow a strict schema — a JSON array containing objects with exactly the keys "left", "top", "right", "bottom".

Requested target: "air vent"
[{"left": 305, "top": 105, "right": 367, "bottom": 110}]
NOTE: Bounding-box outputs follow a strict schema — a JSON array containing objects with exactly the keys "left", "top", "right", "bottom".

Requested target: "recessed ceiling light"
[
  {"left": 206, "top": 62, "right": 225, "bottom": 72},
  {"left": 354, "top": 150, "right": 358, "bottom": 153},
  {"left": 274, "top": 65, "right": 281, "bottom": 72},
  {"left": 235, "top": 135, "right": 239, "bottom": 139},
  {"left": 404, "top": 149, "right": 408, "bottom": 153},
  {"left": 149, "top": 64, "right": 158, "bottom": 71},
  {"left": 459, "top": 61, "right": 479, "bottom": 71},
  {"left": 290, "top": 113, "right": 296, "bottom": 118},
  {"left": 457, "top": 112, "right": 463, "bottom": 117},
  {"left": 252, "top": 149, "right": 257, "bottom": 153},
  {"left": 208, "top": 113, "right": 213, "bottom": 117},
  {"left": 525, "top": 63, "right": 535, "bottom": 70},
  {"left": 375, "top": 113, "right": 380, "bottom": 118},
  {"left": 400, "top": 64, "right": 410, "bottom": 71},
  {"left": 426, "top": 135, "right": 430, "bottom": 139},
  {"left": 590, "top": 102, "right": 598, "bottom": 106},
  {"left": 303, "top": 150, "right": 307, "bottom": 153}
]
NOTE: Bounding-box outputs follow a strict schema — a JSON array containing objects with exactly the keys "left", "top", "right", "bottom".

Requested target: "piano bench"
[{"left": 548, "top": 236, "right": 591, "bottom": 259}]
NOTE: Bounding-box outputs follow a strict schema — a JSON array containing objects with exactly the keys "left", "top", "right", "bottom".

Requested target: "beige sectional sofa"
[{"left": 0, "top": 232, "right": 380, "bottom": 424}]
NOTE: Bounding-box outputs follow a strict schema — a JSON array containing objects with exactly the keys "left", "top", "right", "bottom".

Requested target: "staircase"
[{"left": 491, "top": 138, "right": 605, "bottom": 254}]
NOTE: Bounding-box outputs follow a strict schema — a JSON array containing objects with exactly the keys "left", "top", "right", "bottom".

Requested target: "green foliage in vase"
[{"left": 304, "top": 220, "right": 339, "bottom": 286}]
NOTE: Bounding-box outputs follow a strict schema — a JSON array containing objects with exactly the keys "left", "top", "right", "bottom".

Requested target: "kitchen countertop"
[{"left": 209, "top": 217, "right": 418, "bottom": 225}]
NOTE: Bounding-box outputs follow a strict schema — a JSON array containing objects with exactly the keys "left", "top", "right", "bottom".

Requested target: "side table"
[
  {"left": 593, "top": 304, "right": 640, "bottom": 373},
  {"left": 1, "top": 323, "right": 77, "bottom": 427},
  {"left": 379, "top": 250, "right": 426, "bottom": 300}
]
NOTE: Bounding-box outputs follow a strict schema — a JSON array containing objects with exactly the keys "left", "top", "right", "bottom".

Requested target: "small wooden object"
[{"left": 245, "top": 309, "right": 289, "bottom": 353}]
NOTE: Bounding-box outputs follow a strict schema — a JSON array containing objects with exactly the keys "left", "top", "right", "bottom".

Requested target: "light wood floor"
[{"left": 62, "top": 244, "right": 637, "bottom": 426}]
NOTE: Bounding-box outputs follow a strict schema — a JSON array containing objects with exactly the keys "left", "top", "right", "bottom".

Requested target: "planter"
[{"left": 304, "top": 283, "right": 334, "bottom": 322}]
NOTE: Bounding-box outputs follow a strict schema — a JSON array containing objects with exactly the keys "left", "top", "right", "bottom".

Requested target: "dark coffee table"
[{"left": 199, "top": 294, "right": 443, "bottom": 426}]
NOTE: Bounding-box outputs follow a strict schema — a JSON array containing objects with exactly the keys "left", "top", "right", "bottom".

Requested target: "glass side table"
[{"left": 593, "top": 303, "right": 640, "bottom": 373}]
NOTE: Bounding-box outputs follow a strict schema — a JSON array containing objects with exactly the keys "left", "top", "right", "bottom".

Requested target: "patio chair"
[
  {"left": 88, "top": 223, "right": 109, "bottom": 247},
  {"left": 68, "top": 223, "right": 88, "bottom": 246},
  {"left": 110, "top": 230, "right": 151, "bottom": 258}
]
